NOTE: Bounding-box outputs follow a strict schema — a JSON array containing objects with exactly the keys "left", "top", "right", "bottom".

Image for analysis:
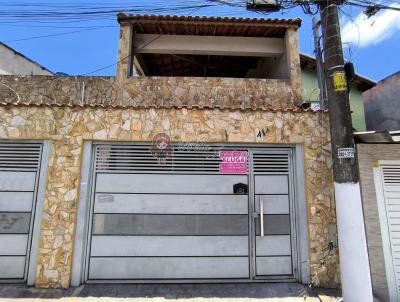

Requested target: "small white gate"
[{"left": 374, "top": 161, "right": 400, "bottom": 302}]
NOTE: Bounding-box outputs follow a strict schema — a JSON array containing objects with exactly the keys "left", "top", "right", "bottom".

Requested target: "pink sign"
[{"left": 219, "top": 150, "right": 248, "bottom": 174}]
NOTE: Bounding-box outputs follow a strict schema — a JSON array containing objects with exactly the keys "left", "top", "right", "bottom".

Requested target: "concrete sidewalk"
[{"left": 0, "top": 283, "right": 341, "bottom": 302}]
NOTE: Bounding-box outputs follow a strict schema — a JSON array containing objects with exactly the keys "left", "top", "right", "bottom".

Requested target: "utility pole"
[
  {"left": 319, "top": 1, "right": 373, "bottom": 301},
  {"left": 312, "top": 17, "right": 327, "bottom": 109},
  {"left": 246, "top": 1, "right": 374, "bottom": 299}
]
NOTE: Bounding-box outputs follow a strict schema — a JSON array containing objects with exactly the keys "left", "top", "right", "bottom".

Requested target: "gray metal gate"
[
  {"left": 0, "top": 142, "right": 44, "bottom": 282},
  {"left": 250, "top": 150, "right": 297, "bottom": 279},
  {"left": 85, "top": 143, "right": 298, "bottom": 282}
]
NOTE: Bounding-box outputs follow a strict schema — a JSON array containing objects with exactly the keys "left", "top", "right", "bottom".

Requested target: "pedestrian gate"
[
  {"left": 84, "top": 143, "right": 298, "bottom": 282},
  {"left": 374, "top": 161, "right": 400, "bottom": 301},
  {"left": 0, "top": 141, "right": 45, "bottom": 282}
]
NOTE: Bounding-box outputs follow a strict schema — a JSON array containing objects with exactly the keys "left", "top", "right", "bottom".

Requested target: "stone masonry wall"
[
  {"left": 0, "top": 105, "right": 339, "bottom": 288},
  {"left": 0, "top": 75, "right": 296, "bottom": 110}
]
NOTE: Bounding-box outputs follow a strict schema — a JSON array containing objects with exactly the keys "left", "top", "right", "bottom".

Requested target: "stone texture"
[
  {"left": 0, "top": 105, "right": 338, "bottom": 289},
  {"left": 285, "top": 28, "right": 302, "bottom": 103},
  {"left": 0, "top": 18, "right": 336, "bottom": 288},
  {"left": 0, "top": 75, "right": 298, "bottom": 110},
  {"left": 116, "top": 24, "right": 132, "bottom": 82}
]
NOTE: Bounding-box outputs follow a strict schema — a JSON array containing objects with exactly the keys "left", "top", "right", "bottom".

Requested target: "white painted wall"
[
  {"left": 335, "top": 182, "right": 373, "bottom": 302},
  {"left": 0, "top": 43, "right": 53, "bottom": 75},
  {"left": 134, "top": 34, "right": 284, "bottom": 57}
]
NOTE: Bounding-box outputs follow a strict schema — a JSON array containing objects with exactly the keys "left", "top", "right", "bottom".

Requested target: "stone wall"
[
  {"left": 284, "top": 28, "right": 302, "bottom": 103},
  {"left": 0, "top": 104, "right": 339, "bottom": 288},
  {"left": 0, "top": 75, "right": 296, "bottom": 110}
]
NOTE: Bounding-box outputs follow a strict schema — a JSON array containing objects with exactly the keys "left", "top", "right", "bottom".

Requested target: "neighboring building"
[
  {"left": 356, "top": 71, "right": 400, "bottom": 302},
  {"left": 0, "top": 41, "right": 53, "bottom": 75},
  {"left": 0, "top": 14, "right": 338, "bottom": 290},
  {"left": 300, "top": 53, "right": 375, "bottom": 131},
  {"left": 355, "top": 131, "right": 400, "bottom": 302},
  {"left": 363, "top": 71, "right": 400, "bottom": 131}
]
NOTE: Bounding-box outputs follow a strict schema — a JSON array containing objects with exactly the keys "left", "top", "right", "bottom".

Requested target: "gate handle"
[{"left": 260, "top": 196, "right": 264, "bottom": 237}]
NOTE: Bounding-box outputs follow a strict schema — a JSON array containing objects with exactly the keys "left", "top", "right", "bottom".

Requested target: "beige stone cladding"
[
  {"left": 0, "top": 105, "right": 338, "bottom": 288},
  {"left": 0, "top": 75, "right": 296, "bottom": 110}
]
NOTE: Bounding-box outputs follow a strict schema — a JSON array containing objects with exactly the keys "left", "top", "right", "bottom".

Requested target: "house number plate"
[{"left": 338, "top": 147, "right": 355, "bottom": 159}]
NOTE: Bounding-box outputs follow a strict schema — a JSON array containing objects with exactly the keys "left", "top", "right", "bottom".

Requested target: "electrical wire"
[
  {"left": 80, "top": 54, "right": 130, "bottom": 76},
  {"left": 0, "top": 0, "right": 397, "bottom": 76},
  {"left": 0, "top": 0, "right": 398, "bottom": 23},
  {"left": 0, "top": 0, "right": 396, "bottom": 30},
  {"left": 3, "top": 26, "right": 116, "bottom": 43},
  {"left": 347, "top": 1, "right": 400, "bottom": 11}
]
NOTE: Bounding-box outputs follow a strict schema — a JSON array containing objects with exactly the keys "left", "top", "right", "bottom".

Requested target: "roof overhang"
[
  {"left": 117, "top": 13, "right": 301, "bottom": 38},
  {"left": 118, "top": 14, "right": 302, "bottom": 78},
  {"left": 354, "top": 130, "right": 400, "bottom": 143}
]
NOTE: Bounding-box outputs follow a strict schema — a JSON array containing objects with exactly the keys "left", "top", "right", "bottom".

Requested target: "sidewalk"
[{"left": 0, "top": 283, "right": 342, "bottom": 302}]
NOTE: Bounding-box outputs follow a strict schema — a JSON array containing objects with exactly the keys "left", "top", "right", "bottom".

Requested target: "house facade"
[
  {"left": 0, "top": 42, "right": 53, "bottom": 76},
  {"left": 356, "top": 137, "right": 400, "bottom": 302},
  {"left": 300, "top": 53, "right": 375, "bottom": 132},
  {"left": 0, "top": 14, "right": 338, "bottom": 289},
  {"left": 357, "top": 70, "right": 400, "bottom": 302},
  {"left": 363, "top": 71, "right": 400, "bottom": 132}
]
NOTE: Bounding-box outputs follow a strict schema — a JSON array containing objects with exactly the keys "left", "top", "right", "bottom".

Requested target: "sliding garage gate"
[
  {"left": 85, "top": 143, "right": 298, "bottom": 282},
  {"left": 0, "top": 141, "right": 45, "bottom": 282}
]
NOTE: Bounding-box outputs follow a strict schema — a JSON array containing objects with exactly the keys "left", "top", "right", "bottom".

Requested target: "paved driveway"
[{"left": 0, "top": 283, "right": 341, "bottom": 302}]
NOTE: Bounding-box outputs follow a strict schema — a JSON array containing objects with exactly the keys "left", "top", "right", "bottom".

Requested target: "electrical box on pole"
[{"left": 246, "top": 0, "right": 281, "bottom": 12}]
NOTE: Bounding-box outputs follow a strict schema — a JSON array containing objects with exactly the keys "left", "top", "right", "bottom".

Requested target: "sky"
[{"left": 0, "top": 0, "right": 399, "bottom": 81}]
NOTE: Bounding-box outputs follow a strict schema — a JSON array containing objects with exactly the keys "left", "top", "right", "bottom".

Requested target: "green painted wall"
[{"left": 301, "top": 68, "right": 367, "bottom": 131}]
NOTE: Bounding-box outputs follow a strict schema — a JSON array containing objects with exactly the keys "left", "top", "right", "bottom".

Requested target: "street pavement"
[{"left": 0, "top": 283, "right": 342, "bottom": 302}]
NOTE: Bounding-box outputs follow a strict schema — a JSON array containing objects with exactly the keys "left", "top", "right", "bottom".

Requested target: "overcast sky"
[{"left": 0, "top": 0, "right": 399, "bottom": 81}]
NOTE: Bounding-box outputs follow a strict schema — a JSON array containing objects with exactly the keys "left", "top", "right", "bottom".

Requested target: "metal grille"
[
  {"left": 95, "top": 143, "right": 290, "bottom": 174},
  {"left": 380, "top": 162, "right": 400, "bottom": 296},
  {"left": 0, "top": 142, "right": 42, "bottom": 170},
  {"left": 382, "top": 164, "right": 400, "bottom": 184},
  {"left": 95, "top": 143, "right": 244, "bottom": 173},
  {"left": 0, "top": 141, "right": 43, "bottom": 282},
  {"left": 253, "top": 153, "right": 289, "bottom": 174}
]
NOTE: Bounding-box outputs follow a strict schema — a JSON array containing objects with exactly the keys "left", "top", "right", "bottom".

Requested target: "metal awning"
[{"left": 354, "top": 131, "right": 400, "bottom": 143}]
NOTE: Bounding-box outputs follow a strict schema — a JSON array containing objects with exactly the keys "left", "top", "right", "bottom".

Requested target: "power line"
[
  {"left": 80, "top": 54, "right": 130, "bottom": 76},
  {"left": 346, "top": 1, "right": 400, "bottom": 11},
  {"left": 0, "top": 23, "right": 115, "bottom": 28},
  {"left": 0, "top": 0, "right": 398, "bottom": 24},
  {"left": 0, "top": 1, "right": 218, "bottom": 20},
  {"left": 1, "top": 0, "right": 397, "bottom": 76},
  {"left": 3, "top": 26, "right": 116, "bottom": 43}
]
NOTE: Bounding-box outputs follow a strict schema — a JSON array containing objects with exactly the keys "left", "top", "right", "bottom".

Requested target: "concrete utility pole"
[
  {"left": 318, "top": 1, "right": 373, "bottom": 301},
  {"left": 312, "top": 17, "right": 327, "bottom": 109},
  {"left": 246, "top": 1, "right": 373, "bottom": 299}
]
